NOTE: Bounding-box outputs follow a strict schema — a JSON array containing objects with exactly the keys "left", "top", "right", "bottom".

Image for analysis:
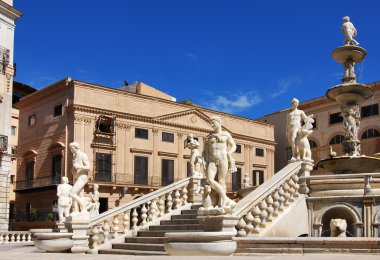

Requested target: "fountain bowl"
[
  {"left": 317, "top": 155, "right": 380, "bottom": 174},
  {"left": 33, "top": 232, "right": 73, "bottom": 252}
]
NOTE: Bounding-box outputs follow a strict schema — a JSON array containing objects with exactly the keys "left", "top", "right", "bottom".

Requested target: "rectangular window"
[
  {"left": 256, "top": 148, "right": 264, "bottom": 157},
  {"left": 253, "top": 170, "right": 264, "bottom": 186},
  {"left": 51, "top": 154, "right": 62, "bottom": 183},
  {"left": 135, "top": 128, "right": 149, "bottom": 139},
  {"left": 235, "top": 144, "right": 242, "bottom": 153},
  {"left": 96, "top": 153, "right": 112, "bottom": 182},
  {"left": 361, "top": 103, "right": 379, "bottom": 118},
  {"left": 232, "top": 168, "right": 242, "bottom": 191},
  {"left": 28, "top": 115, "right": 36, "bottom": 126},
  {"left": 162, "top": 132, "right": 174, "bottom": 143},
  {"left": 53, "top": 104, "right": 63, "bottom": 117},
  {"left": 329, "top": 112, "right": 343, "bottom": 124},
  {"left": 186, "top": 161, "right": 191, "bottom": 177},
  {"left": 11, "top": 126, "right": 16, "bottom": 136},
  {"left": 96, "top": 115, "right": 114, "bottom": 134},
  {"left": 26, "top": 161, "right": 34, "bottom": 180},
  {"left": 161, "top": 159, "right": 174, "bottom": 186},
  {"left": 134, "top": 156, "right": 148, "bottom": 185}
]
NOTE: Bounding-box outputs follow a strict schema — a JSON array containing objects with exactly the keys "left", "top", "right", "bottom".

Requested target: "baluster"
[
  {"left": 272, "top": 189, "right": 280, "bottom": 217},
  {"left": 252, "top": 206, "right": 262, "bottom": 234},
  {"left": 16, "top": 233, "right": 21, "bottom": 243},
  {"left": 150, "top": 198, "right": 159, "bottom": 221},
  {"left": 141, "top": 203, "right": 148, "bottom": 226},
  {"left": 283, "top": 182, "right": 291, "bottom": 206},
  {"left": 266, "top": 194, "right": 274, "bottom": 222},
  {"left": 146, "top": 201, "right": 152, "bottom": 222},
  {"left": 91, "top": 225, "right": 100, "bottom": 247},
  {"left": 158, "top": 195, "right": 165, "bottom": 216},
  {"left": 287, "top": 178, "right": 296, "bottom": 202},
  {"left": 113, "top": 215, "right": 120, "bottom": 237},
  {"left": 278, "top": 187, "right": 286, "bottom": 211},
  {"left": 27, "top": 233, "right": 32, "bottom": 242},
  {"left": 259, "top": 200, "right": 268, "bottom": 227},
  {"left": 182, "top": 186, "right": 188, "bottom": 205},
  {"left": 123, "top": 211, "right": 130, "bottom": 234},
  {"left": 21, "top": 233, "right": 26, "bottom": 242},
  {"left": 174, "top": 189, "right": 181, "bottom": 209},
  {"left": 236, "top": 217, "right": 247, "bottom": 237},
  {"left": 132, "top": 208, "right": 139, "bottom": 231},
  {"left": 10, "top": 233, "right": 15, "bottom": 243},
  {"left": 292, "top": 174, "right": 300, "bottom": 197},
  {"left": 244, "top": 211, "right": 254, "bottom": 235},
  {"left": 103, "top": 221, "right": 110, "bottom": 244},
  {"left": 166, "top": 192, "right": 173, "bottom": 213}
]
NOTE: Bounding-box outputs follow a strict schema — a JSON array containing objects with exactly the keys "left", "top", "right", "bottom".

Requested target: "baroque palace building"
[
  {"left": 259, "top": 81, "right": 380, "bottom": 174},
  {"left": 13, "top": 78, "right": 275, "bottom": 226}
]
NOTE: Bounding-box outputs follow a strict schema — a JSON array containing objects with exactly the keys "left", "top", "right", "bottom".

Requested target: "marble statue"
[
  {"left": 343, "top": 59, "right": 356, "bottom": 83},
  {"left": 200, "top": 185, "right": 214, "bottom": 210},
  {"left": 83, "top": 184, "right": 100, "bottom": 218},
  {"left": 341, "top": 16, "right": 359, "bottom": 46},
  {"left": 243, "top": 173, "right": 250, "bottom": 188},
  {"left": 203, "top": 116, "right": 237, "bottom": 212},
  {"left": 342, "top": 105, "right": 360, "bottom": 141},
  {"left": 295, "top": 116, "right": 314, "bottom": 162},
  {"left": 56, "top": 176, "right": 73, "bottom": 222},
  {"left": 185, "top": 134, "right": 203, "bottom": 177},
  {"left": 286, "top": 98, "right": 309, "bottom": 162},
  {"left": 69, "top": 142, "right": 91, "bottom": 216},
  {"left": 330, "top": 218, "right": 347, "bottom": 237}
]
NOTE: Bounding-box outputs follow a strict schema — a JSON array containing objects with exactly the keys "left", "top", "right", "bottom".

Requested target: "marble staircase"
[{"left": 98, "top": 204, "right": 203, "bottom": 255}]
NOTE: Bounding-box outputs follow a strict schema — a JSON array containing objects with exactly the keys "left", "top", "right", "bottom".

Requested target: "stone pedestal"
[
  {"left": 65, "top": 215, "right": 90, "bottom": 254},
  {"left": 188, "top": 176, "right": 203, "bottom": 203},
  {"left": 198, "top": 213, "right": 239, "bottom": 235},
  {"left": 299, "top": 162, "right": 313, "bottom": 196},
  {"left": 0, "top": 155, "right": 12, "bottom": 231}
]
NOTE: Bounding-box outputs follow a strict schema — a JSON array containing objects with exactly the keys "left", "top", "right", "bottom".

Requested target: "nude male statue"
[
  {"left": 341, "top": 16, "right": 359, "bottom": 46},
  {"left": 57, "top": 176, "right": 72, "bottom": 222},
  {"left": 185, "top": 134, "right": 203, "bottom": 177},
  {"left": 69, "top": 142, "right": 91, "bottom": 213},
  {"left": 286, "top": 98, "right": 308, "bottom": 162},
  {"left": 203, "top": 116, "right": 237, "bottom": 209}
]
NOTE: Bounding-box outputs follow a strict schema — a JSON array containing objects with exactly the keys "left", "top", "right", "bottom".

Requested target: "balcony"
[
  {"left": 0, "top": 135, "right": 8, "bottom": 154},
  {"left": 15, "top": 175, "right": 61, "bottom": 190},
  {"left": 0, "top": 46, "right": 10, "bottom": 74}
]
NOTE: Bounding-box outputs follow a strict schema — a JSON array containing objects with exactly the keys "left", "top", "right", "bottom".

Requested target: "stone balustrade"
[
  {"left": 87, "top": 176, "right": 199, "bottom": 251},
  {"left": 0, "top": 231, "right": 32, "bottom": 244},
  {"left": 233, "top": 161, "right": 312, "bottom": 237}
]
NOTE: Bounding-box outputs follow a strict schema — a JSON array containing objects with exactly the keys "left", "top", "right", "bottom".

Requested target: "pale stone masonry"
[
  {"left": 0, "top": 0, "right": 21, "bottom": 231},
  {"left": 14, "top": 78, "right": 275, "bottom": 227}
]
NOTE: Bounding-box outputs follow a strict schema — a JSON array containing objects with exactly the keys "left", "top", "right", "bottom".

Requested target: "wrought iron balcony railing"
[
  {"left": 15, "top": 175, "right": 61, "bottom": 190},
  {"left": 0, "top": 135, "right": 8, "bottom": 154},
  {"left": 0, "top": 46, "right": 10, "bottom": 74}
]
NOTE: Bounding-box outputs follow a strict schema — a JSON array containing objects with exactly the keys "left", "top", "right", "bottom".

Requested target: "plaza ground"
[{"left": 1, "top": 243, "right": 380, "bottom": 260}]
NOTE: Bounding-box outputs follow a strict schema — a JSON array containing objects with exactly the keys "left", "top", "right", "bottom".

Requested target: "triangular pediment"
[{"left": 155, "top": 109, "right": 214, "bottom": 131}]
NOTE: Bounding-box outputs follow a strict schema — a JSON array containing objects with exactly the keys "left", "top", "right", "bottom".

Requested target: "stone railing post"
[
  {"left": 298, "top": 162, "right": 313, "bottom": 196},
  {"left": 187, "top": 176, "right": 202, "bottom": 203},
  {"left": 65, "top": 217, "right": 90, "bottom": 254}
]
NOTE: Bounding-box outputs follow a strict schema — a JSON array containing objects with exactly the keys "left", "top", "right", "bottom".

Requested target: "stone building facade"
[
  {"left": 259, "top": 81, "right": 380, "bottom": 174},
  {"left": 0, "top": 0, "right": 21, "bottom": 231},
  {"left": 14, "top": 78, "right": 275, "bottom": 223}
]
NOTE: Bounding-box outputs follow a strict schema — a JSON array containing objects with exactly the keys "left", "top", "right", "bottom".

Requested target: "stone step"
[
  {"left": 171, "top": 214, "right": 198, "bottom": 220},
  {"left": 125, "top": 236, "right": 167, "bottom": 244},
  {"left": 160, "top": 219, "right": 200, "bottom": 225},
  {"left": 138, "top": 230, "right": 202, "bottom": 237},
  {"left": 149, "top": 224, "right": 203, "bottom": 231},
  {"left": 191, "top": 204, "right": 203, "bottom": 209},
  {"left": 99, "top": 248, "right": 168, "bottom": 255},
  {"left": 181, "top": 209, "right": 198, "bottom": 214},
  {"left": 113, "top": 242, "right": 165, "bottom": 252}
]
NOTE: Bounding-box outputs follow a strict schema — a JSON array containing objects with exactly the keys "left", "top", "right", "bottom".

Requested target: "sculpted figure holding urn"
[
  {"left": 185, "top": 134, "right": 203, "bottom": 177},
  {"left": 69, "top": 142, "right": 91, "bottom": 215},
  {"left": 203, "top": 116, "right": 237, "bottom": 211},
  {"left": 57, "top": 176, "right": 73, "bottom": 222}
]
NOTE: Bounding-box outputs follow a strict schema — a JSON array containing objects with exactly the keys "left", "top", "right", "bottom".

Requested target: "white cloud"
[
  {"left": 271, "top": 76, "right": 301, "bottom": 98},
  {"left": 205, "top": 92, "right": 261, "bottom": 114},
  {"left": 185, "top": 52, "right": 198, "bottom": 61}
]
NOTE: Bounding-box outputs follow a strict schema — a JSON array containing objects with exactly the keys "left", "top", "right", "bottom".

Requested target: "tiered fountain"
[{"left": 317, "top": 16, "right": 380, "bottom": 173}]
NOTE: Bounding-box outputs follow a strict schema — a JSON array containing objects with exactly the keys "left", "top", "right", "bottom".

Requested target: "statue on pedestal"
[
  {"left": 57, "top": 176, "right": 72, "bottom": 222},
  {"left": 203, "top": 116, "right": 237, "bottom": 212},
  {"left": 185, "top": 134, "right": 203, "bottom": 177},
  {"left": 243, "top": 173, "right": 250, "bottom": 189},
  {"left": 330, "top": 218, "right": 347, "bottom": 237},
  {"left": 341, "top": 16, "right": 359, "bottom": 46},
  {"left": 69, "top": 142, "right": 91, "bottom": 218}
]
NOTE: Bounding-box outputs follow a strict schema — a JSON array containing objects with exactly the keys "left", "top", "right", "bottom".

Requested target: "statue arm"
[
  {"left": 57, "top": 186, "right": 61, "bottom": 197},
  {"left": 226, "top": 132, "right": 236, "bottom": 155},
  {"left": 75, "top": 153, "right": 91, "bottom": 170}
]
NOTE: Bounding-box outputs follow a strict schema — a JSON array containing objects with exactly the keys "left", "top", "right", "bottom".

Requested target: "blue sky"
[{"left": 13, "top": 1, "right": 380, "bottom": 119}]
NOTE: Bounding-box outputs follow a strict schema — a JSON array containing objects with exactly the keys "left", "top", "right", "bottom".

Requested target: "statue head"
[
  {"left": 342, "top": 16, "right": 350, "bottom": 22},
  {"left": 210, "top": 116, "right": 222, "bottom": 131},
  {"left": 61, "top": 176, "right": 69, "bottom": 184},
  {"left": 69, "top": 142, "right": 80, "bottom": 153},
  {"left": 291, "top": 98, "right": 299, "bottom": 109},
  {"left": 94, "top": 184, "right": 99, "bottom": 191}
]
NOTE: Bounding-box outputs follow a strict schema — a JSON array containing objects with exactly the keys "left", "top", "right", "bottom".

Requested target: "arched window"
[
  {"left": 329, "top": 135, "right": 345, "bottom": 145},
  {"left": 309, "top": 140, "right": 318, "bottom": 148},
  {"left": 361, "top": 129, "right": 380, "bottom": 139}
]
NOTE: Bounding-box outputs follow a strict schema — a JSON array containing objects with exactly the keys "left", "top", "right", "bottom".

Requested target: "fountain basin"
[
  {"left": 317, "top": 156, "right": 380, "bottom": 174},
  {"left": 326, "top": 83, "right": 373, "bottom": 105},
  {"left": 331, "top": 45, "right": 367, "bottom": 63},
  {"left": 33, "top": 232, "right": 73, "bottom": 252}
]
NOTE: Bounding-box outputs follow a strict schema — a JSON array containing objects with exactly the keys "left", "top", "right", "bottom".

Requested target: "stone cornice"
[
  {"left": 0, "top": 2, "right": 22, "bottom": 22},
  {"left": 157, "top": 151, "right": 178, "bottom": 158},
  {"left": 130, "top": 148, "right": 153, "bottom": 155},
  {"left": 71, "top": 104, "right": 276, "bottom": 146}
]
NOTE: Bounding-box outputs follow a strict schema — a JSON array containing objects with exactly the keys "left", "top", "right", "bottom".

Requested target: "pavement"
[{"left": 1, "top": 243, "right": 380, "bottom": 260}]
